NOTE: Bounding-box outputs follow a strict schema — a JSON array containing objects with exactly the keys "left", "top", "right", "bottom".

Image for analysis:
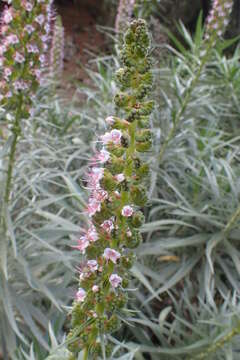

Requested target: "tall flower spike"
[
  {"left": 49, "top": 15, "right": 64, "bottom": 79},
  {"left": 0, "top": 0, "right": 53, "bottom": 117},
  {"left": 115, "top": 0, "right": 136, "bottom": 39},
  {"left": 67, "top": 19, "right": 153, "bottom": 360},
  {"left": 205, "top": 0, "right": 233, "bottom": 42}
]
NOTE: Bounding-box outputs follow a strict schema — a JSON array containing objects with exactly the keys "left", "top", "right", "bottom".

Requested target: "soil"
[{"left": 55, "top": 0, "right": 109, "bottom": 99}]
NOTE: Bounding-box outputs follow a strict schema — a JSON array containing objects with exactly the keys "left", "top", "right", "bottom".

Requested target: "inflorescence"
[
  {"left": 0, "top": 0, "right": 53, "bottom": 117},
  {"left": 67, "top": 19, "right": 154, "bottom": 360},
  {"left": 205, "top": 0, "right": 233, "bottom": 41}
]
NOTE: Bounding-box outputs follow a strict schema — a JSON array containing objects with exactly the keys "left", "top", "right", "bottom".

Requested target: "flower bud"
[{"left": 130, "top": 210, "right": 145, "bottom": 228}]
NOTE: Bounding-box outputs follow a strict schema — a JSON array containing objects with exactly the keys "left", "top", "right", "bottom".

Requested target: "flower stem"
[
  {"left": 83, "top": 348, "right": 88, "bottom": 360},
  {"left": 4, "top": 98, "right": 22, "bottom": 204},
  {"left": 158, "top": 40, "right": 215, "bottom": 163}
]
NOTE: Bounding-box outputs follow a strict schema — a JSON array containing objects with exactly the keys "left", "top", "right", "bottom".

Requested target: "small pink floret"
[
  {"left": 109, "top": 274, "right": 122, "bottom": 288},
  {"left": 115, "top": 173, "right": 125, "bottom": 183},
  {"left": 105, "top": 116, "right": 115, "bottom": 125},
  {"left": 76, "top": 288, "right": 86, "bottom": 302},
  {"left": 103, "top": 248, "right": 121, "bottom": 264},
  {"left": 14, "top": 52, "right": 25, "bottom": 64},
  {"left": 86, "top": 226, "right": 98, "bottom": 242},
  {"left": 87, "top": 260, "right": 98, "bottom": 272},
  {"left": 92, "top": 285, "right": 99, "bottom": 293},
  {"left": 3, "top": 9, "right": 13, "bottom": 24},
  {"left": 101, "top": 219, "right": 114, "bottom": 234},
  {"left": 74, "top": 236, "right": 89, "bottom": 253},
  {"left": 121, "top": 205, "right": 133, "bottom": 217}
]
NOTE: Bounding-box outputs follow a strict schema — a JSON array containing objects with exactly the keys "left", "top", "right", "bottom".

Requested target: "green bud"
[
  {"left": 130, "top": 185, "right": 148, "bottom": 207},
  {"left": 138, "top": 116, "right": 150, "bottom": 128},
  {"left": 105, "top": 315, "right": 121, "bottom": 333},
  {"left": 136, "top": 138, "right": 152, "bottom": 152},
  {"left": 125, "top": 229, "right": 143, "bottom": 248},
  {"left": 107, "top": 144, "right": 125, "bottom": 157},
  {"left": 100, "top": 170, "right": 117, "bottom": 192},
  {"left": 130, "top": 211, "right": 145, "bottom": 228},
  {"left": 136, "top": 163, "right": 150, "bottom": 178},
  {"left": 71, "top": 304, "right": 86, "bottom": 327},
  {"left": 121, "top": 255, "right": 134, "bottom": 269},
  {"left": 122, "top": 278, "right": 129, "bottom": 288},
  {"left": 105, "top": 156, "right": 125, "bottom": 175}
]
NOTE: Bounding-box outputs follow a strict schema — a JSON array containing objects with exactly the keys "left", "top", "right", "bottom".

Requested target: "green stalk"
[
  {"left": 158, "top": 40, "right": 215, "bottom": 163},
  {"left": 190, "top": 322, "right": 240, "bottom": 359},
  {"left": 83, "top": 348, "right": 88, "bottom": 360},
  {"left": 4, "top": 97, "right": 22, "bottom": 204},
  {"left": 223, "top": 203, "right": 240, "bottom": 235}
]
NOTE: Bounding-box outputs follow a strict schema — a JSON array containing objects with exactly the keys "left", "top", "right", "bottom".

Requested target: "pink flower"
[
  {"left": 14, "top": 52, "right": 25, "bottom": 63},
  {"left": 101, "top": 219, "right": 114, "bottom": 233},
  {"left": 87, "top": 260, "right": 98, "bottom": 272},
  {"left": 91, "top": 189, "right": 108, "bottom": 203},
  {"left": 76, "top": 288, "right": 86, "bottom": 302},
  {"left": 24, "top": 2, "right": 33, "bottom": 11},
  {"left": 0, "top": 45, "right": 7, "bottom": 55},
  {"left": 87, "top": 167, "right": 104, "bottom": 189},
  {"left": 92, "top": 285, "right": 99, "bottom": 293},
  {"left": 101, "top": 129, "right": 122, "bottom": 145},
  {"left": 115, "top": 173, "right": 125, "bottom": 183},
  {"left": 74, "top": 236, "right": 89, "bottom": 253},
  {"left": 3, "top": 9, "right": 13, "bottom": 24},
  {"left": 101, "top": 131, "right": 112, "bottom": 144},
  {"left": 4, "top": 68, "right": 12, "bottom": 79},
  {"left": 35, "top": 14, "right": 45, "bottom": 26},
  {"left": 25, "top": 24, "right": 35, "bottom": 34},
  {"left": 103, "top": 248, "right": 121, "bottom": 263},
  {"left": 105, "top": 116, "right": 115, "bottom": 125},
  {"left": 6, "top": 34, "right": 19, "bottom": 45},
  {"left": 111, "top": 129, "right": 122, "bottom": 144},
  {"left": 121, "top": 205, "right": 133, "bottom": 217},
  {"left": 87, "top": 197, "right": 101, "bottom": 217},
  {"left": 96, "top": 148, "right": 110, "bottom": 163},
  {"left": 109, "top": 274, "right": 122, "bottom": 288},
  {"left": 86, "top": 226, "right": 98, "bottom": 242}
]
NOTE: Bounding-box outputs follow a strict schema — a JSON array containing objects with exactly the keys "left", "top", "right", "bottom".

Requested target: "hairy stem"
[
  {"left": 191, "top": 322, "right": 240, "bottom": 359},
  {"left": 4, "top": 98, "right": 22, "bottom": 204}
]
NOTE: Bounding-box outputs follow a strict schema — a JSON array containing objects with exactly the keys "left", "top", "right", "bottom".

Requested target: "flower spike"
[{"left": 67, "top": 19, "right": 153, "bottom": 360}]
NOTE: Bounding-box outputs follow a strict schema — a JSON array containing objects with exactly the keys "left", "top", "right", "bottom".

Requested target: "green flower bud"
[
  {"left": 136, "top": 138, "right": 152, "bottom": 152},
  {"left": 136, "top": 129, "right": 152, "bottom": 142},
  {"left": 130, "top": 185, "right": 148, "bottom": 206},
  {"left": 100, "top": 170, "right": 118, "bottom": 191},
  {"left": 105, "top": 156, "right": 125, "bottom": 175},
  {"left": 105, "top": 315, "right": 121, "bottom": 333},
  {"left": 71, "top": 304, "right": 86, "bottom": 327},
  {"left": 130, "top": 210, "right": 145, "bottom": 228},
  {"left": 125, "top": 229, "right": 143, "bottom": 248},
  {"left": 138, "top": 116, "right": 150, "bottom": 128}
]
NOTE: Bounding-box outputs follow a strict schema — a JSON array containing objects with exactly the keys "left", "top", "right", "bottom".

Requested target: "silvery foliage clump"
[{"left": 21, "top": 16, "right": 240, "bottom": 360}]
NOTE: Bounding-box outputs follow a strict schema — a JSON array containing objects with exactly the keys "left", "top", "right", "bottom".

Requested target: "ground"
[{"left": 56, "top": 0, "right": 108, "bottom": 97}]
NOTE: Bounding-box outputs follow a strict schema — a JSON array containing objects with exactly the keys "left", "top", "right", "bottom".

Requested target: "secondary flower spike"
[
  {"left": 67, "top": 19, "right": 154, "bottom": 360},
  {"left": 205, "top": 0, "right": 233, "bottom": 41},
  {"left": 0, "top": 0, "right": 53, "bottom": 117}
]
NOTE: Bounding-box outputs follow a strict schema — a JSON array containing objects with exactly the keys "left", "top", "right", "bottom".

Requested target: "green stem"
[
  {"left": 158, "top": 41, "right": 215, "bottom": 163},
  {"left": 223, "top": 203, "right": 240, "bottom": 235},
  {"left": 4, "top": 97, "right": 22, "bottom": 204},
  {"left": 190, "top": 322, "right": 240, "bottom": 359},
  {"left": 83, "top": 348, "right": 88, "bottom": 360}
]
